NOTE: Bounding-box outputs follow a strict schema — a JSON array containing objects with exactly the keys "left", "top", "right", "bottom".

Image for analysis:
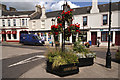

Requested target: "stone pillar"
[
  {"left": 60, "top": 33, "right": 62, "bottom": 46},
  {"left": 113, "top": 31, "right": 115, "bottom": 44},
  {"left": 87, "top": 31, "right": 91, "bottom": 42},
  {"left": 70, "top": 35, "right": 72, "bottom": 43},
  {"left": 76, "top": 33, "right": 78, "bottom": 41}
]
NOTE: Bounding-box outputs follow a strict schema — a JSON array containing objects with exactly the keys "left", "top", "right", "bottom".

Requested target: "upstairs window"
[
  {"left": 2, "top": 19, "right": 5, "bottom": 27},
  {"left": 8, "top": 19, "right": 11, "bottom": 26},
  {"left": 83, "top": 16, "right": 87, "bottom": 26},
  {"left": 103, "top": 14, "right": 108, "bottom": 25},
  {"left": 26, "top": 19, "right": 27, "bottom": 26},
  {"left": 13, "top": 19, "right": 16, "bottom": 26},
  {"left": 22, "top": 19, "right": 25, "bottom": 26}
]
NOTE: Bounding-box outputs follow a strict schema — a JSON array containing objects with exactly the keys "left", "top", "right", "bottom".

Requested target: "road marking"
[{"left": 8, "top": 55, "right": 45, "bottom": 68}]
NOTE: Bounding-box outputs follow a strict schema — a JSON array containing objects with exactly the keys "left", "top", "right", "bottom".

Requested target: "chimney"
[
  {"left": 9, "top": 7, "right": 17, "bottom": 11},
  {"left": 41, "top": 5, "right": 46, "bottom": 19},
  {"left": 2, "top": 4, "right": 7, "bottom": 11},
  {"left": 90, "top": 0, "right": 99, "bottom": 13},
  {"left": 35, "top": 5, "right": 41, "bottom": 12}
]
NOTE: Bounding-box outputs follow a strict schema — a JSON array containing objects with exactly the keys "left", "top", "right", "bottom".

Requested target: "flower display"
[{"left": 51, "top": 24, "right": 62, "bottom": 35}]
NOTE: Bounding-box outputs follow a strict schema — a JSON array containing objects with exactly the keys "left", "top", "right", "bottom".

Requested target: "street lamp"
[{"left": 106, "top": 0, "right": 112, "bottom": 68}]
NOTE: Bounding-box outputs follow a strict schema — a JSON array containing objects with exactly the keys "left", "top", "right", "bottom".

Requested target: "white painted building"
[
  {"left": 0, "top": 1, "right": 120, "bottom": 46},
  {"left": 29, "top": 1, "right": 120, "bottom": 46}
]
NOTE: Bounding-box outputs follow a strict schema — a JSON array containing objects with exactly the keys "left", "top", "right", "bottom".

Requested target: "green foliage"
[
  {"left": 73, "top": 40, "right": 96, "bottom": 58},
  {"left": 46, "top": 49, "right": 79, "bottom": 69}
]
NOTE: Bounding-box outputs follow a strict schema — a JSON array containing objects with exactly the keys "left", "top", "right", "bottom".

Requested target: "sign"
[
  {"left": 6, "top": 31, "right": 11, "bottom": 34},
  {"left": 12, "top": 31, "right": 17, "bottom": 34}
]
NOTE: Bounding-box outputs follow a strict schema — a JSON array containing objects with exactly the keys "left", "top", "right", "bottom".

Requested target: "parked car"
[{"left": 20, "top": 34, "right": 45, "bottom": 45}]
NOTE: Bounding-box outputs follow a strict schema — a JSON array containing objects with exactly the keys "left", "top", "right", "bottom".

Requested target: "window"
[
  {"left": 32, "top": 36, "right": 36, "bottom": 40},
  {"left": 83, "top": 16, "right": 87, "bottom": 26},
  {"left": 101, "top": 31, "right": 113, "bottom": 42},
  {"left": 41, "top": 20, "right": 45, "bottom": 28},
  {"left": 13, "top": 19, "right": 16, "bottom": 26},
  {"left": 26, "top": 19, "right": 27, "bottom": 26},
  {"left": 22, "top": 19, "right": 24, "bottom": 26},
  {"left": 8, "top": 34, "right": 11, "bottom": 39},
  {"left": 8, "top": 19, "right": 11, "bottom": 26},
  {"left": 103, "top": 14, "right": 108, "bottom": 25},
  {"left": 13, "top": 34, "right": 17, "bottom": 39},
  {"left": 2, "top": 19, "right": 5, "bottom": 27}
]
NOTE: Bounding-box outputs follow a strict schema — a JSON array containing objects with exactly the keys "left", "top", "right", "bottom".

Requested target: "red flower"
[
  {"left": 59, "top": 24, "right": 62, "bottom": 27},
  {"left": 62, "top": 11, "right": 64, "bottom": 14},
  {"left": 76, "top": 30, "right": 79, "bottom": 32},
  {"left": 62, "top": 16, "right": 64, "bottom": 19},
  {"left": 51, "top": 25, "right": 55, "bottom": 29},
  {"left": 55, "top": 25, "right": 58, "bottom": 28},
  {"left": 70, "top": 9, "right": 73, "bottom": 11},
  {"left": 55, "top": 32, "right": 59, "bottom": 35},
  {"left": 68, "top": 11, "right": 70, "bottom": 13},
  {"left": 65, "top": 12, "right": 68, "bottom": 15},
  {"left": 58, "top": 17, "right": 60, "bottom": 19}
]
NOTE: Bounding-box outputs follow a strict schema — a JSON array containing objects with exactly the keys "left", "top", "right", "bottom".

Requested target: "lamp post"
[{"left": 106, "top": 0, "right": 112, "bottom": 68}]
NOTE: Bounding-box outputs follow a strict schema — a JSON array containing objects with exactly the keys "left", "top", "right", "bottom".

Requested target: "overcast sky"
[{"left": 0, "top": 0, "right": 120, "bottom": 12}]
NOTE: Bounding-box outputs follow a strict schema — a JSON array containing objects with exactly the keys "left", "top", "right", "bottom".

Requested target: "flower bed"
[
  {"left": 46, "top": 60, "right": 79, "bottom": 77},
  {"left": 73, "top": 40, "right": 96, "bottom": 67},
  {"left": 45, "top": 49, "right": 79, "bottom": 77}
]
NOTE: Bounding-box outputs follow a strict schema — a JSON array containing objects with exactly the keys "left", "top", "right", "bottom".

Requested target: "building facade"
[{"left": 0, "top": 1, "right": 120, "bottom": 46}]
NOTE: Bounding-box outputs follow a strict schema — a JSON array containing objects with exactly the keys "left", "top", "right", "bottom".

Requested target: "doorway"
[
  {"left": 115, "top": 31, "right": 120, "bottom": 46},
  {"left": 2, "top": 34, "right": 6, "bottom": 41},
  {"left": 91, "top": 32, "right": 97, "bottom": 45}
]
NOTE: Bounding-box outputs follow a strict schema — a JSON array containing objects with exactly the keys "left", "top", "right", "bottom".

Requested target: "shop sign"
[
  {"left": 6, "top": 31, "right": 11, "bottom": 34},
  {"left": 12, "top": 31, "right": 17, "bottom": 34},
  {"left": 1, "top": 31, "right": 6, "bottom": 34}
]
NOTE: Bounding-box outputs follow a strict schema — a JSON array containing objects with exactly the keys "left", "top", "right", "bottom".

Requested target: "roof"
[
  {"left": 30, "top": 13, "right": 42, "bottom": 19},
  {"left": 46, "top": 2, "right": 120, "bottom": 18},
  {"left": 2, "top": 10, "right": 35, "bottom": 16}
]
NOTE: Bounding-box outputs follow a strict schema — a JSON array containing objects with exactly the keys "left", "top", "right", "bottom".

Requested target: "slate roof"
[
  {"left": 2, "top": 2, "right": 120, "bottom": 19},
  {"left": 46, "top": 2, "right": 120, "bottom": 18},
  {"left": 2, "top": 10, "right": 35, "bottom": 16}
]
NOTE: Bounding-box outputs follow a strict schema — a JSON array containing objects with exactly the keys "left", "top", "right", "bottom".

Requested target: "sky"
[{"left": 0, "top": 0, "right": 120, "bottom": 12}]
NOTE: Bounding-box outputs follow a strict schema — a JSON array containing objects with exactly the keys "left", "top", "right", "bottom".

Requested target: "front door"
[
  {"left": 2, "top": 34, "right": 6, "bottom": 41},
  {"left": 91, "top": 32, "right": 97, "bottom": 45},
  {"left": 115, "top": 31, "right": 120, "bottom": 46}
]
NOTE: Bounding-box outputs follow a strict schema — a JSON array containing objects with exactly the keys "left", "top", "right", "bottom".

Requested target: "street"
[
  {"left": 1, "top": 42, "right": 119, "bottom": 78},
  {"left": 1, "top": 43, "right": 47, "bottom": 78}
]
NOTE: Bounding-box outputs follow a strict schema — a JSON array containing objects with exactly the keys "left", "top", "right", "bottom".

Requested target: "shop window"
[
  {"left": 13, "top": 19, "right": 16, "bottom": 26},
  {"left": 79, "top": 31, "right": 87, "bottom": 42},
  {"left": 8, "top": 34, "right": 11, "bottom": 39},
  {"left": 13, "top": 34, "right": 17, "bottom": 39},
  {"left": 2, "top": 19, "right": 5, "bottom": 27},
  {"left": 8, "top": 19, "right": 11, "bottom": 26},
  {"left": 83, "top": 16, "right": 87, "bottom": 26},
  {"left": 101, "top": 31, "right": 113, "bottom": 42},
  {"left": 103, "top": 14, "right": 108, "bottom": 25}
]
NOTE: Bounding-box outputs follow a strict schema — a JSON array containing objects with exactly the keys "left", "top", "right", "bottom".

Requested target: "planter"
[
  {"left": 78, "top": 58, "right": 94, "bottom": 67},
  {"left": 46, "top": 60, "right": 79, "bottom": 77}
]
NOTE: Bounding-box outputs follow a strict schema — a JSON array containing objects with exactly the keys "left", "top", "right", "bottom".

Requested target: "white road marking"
[{"left": 8, "top": 55, "right": 45, "bottom": 68}]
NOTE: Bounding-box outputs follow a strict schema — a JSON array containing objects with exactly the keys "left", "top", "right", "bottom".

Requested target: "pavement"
[{"left": 19, "top": 57, "right": 119, "bottom": 78}]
